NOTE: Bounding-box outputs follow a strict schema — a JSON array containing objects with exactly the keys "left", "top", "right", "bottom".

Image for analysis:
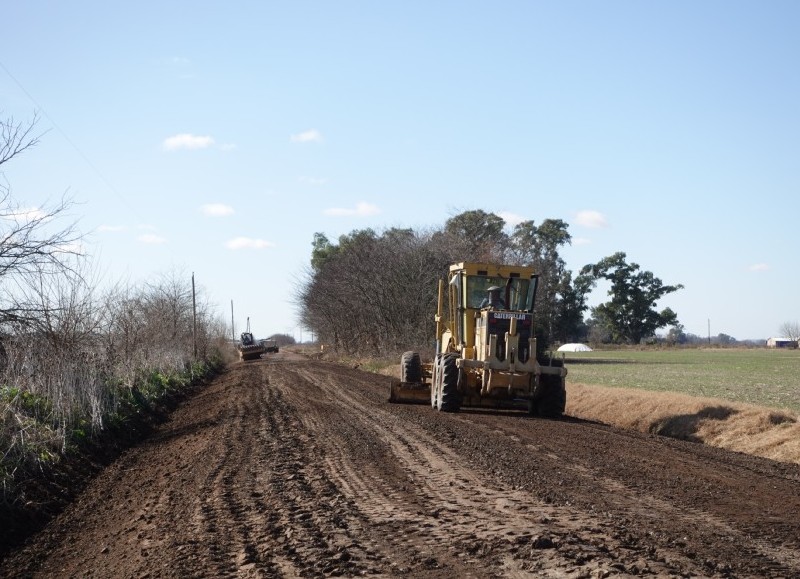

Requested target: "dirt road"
[{"left": 3, "top": 352, "right": 800, "bottom": 578}]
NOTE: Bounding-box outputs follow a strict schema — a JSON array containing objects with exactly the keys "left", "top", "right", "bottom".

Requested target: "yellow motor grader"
[
  {"left": 389, "top": 262, "right": 567, "bottom": 417},
  {"left": 237, "top": 318, "right": 266, "bottom": 361}
]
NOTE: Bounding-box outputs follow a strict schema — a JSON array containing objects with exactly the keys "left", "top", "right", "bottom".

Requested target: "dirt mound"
[{"left": 568, "top": 382, "right": 800, "bottom": 465}]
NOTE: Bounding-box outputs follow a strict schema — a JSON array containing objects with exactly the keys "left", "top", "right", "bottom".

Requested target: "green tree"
[
  {"left": 310, "top": 232, "right": 338, "bottom": 271},
  {"left": 665, "top": 323, "right": 687, "bottom": 345},
  {"left": 300, "top": 213, "right": 595, "bottom": 354},
  {"left": 580, "top": 252, "right": 683, "bottom": 344},
  {"left": 442, "top": 210, "right": 507, "bottom": 261},
  {"left": 556, "top": 270, "right": 593, "bottom": 343},
  {"left": 509, "top": 219, "right": 590, "bottom": 344},
  {"left": 715, "top": 333, "right": 736, "bottom": 346}
]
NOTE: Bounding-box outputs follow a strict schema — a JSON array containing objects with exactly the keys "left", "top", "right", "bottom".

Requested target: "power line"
[{"left": 0, "top": 58, "right": 140, "bottom": 220}]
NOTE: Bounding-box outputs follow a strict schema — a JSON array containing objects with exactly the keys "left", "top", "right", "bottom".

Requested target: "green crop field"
[{"left": 562, "top": 348, "right": 800, "bottom": 412}]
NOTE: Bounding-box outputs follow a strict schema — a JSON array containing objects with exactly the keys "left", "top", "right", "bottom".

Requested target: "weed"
[{"left": 0, "top": 386, "right": 53, "bottom": 421}]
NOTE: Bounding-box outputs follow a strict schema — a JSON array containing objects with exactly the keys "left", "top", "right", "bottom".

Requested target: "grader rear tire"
[{"left": 535, "top": 374, "right": 566, "bottom": 419}]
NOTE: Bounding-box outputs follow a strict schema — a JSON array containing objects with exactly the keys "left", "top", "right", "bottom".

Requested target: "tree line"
[{"left": 297, "top": 209, "right": 684, "bottom": 355}]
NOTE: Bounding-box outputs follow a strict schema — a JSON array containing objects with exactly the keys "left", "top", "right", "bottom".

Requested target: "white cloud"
[
  {"left": 225, "top": 237, "right": 275, "bottom": 250},
  {"left": 4, "top": 207, "right": 47, "bottom": 223},
  {"left": 323, "top": 202, "right": 381, "bottom": 217},
  {"left": 497, "top": 211, "right": 527, "bottom": 228},
  {"left": 162, "top": 133, "right": 215, "bottom": 151},
  {"left": 575, "top": 210, "right": 608, "bottom": 229},
  {"left": 749, "top": 263, "right": 770, "bottom": 272},
  {"left": 573, "top": 237, "right": 592, "bottom": 246},
  {"left": 98, "top": 224, "right": 126, "bottom": 232},
  {"left": 55, "top": 241, "right": 85, "bottom": 255},
  {"left": 200, "top": 203, "right": 235, "bottom": 217},
  {"left": 290, "top": 129, "right": 323, "bottom": 143},
  {"left": 299, "top": 176, "right": 327, "bottom": 185},
  {"left": 138, "top": 233, "right": 167, "bottom": 245}
]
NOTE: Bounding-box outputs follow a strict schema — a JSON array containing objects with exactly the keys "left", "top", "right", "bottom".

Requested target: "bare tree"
[
  {"left": 779, "top": 321, "right": 800, "bottom": 342},
  {"left": 4, "top": 258, "right": 108, "bottom": 434},
  {"left": 0, "top": 189, "right": 80, "bottom": 281},
  {"left": 0, "top": 112, "right": 42, "bottom": 168},
  {"left": 1, "top": 114, "right": 81, "bottom": 328},
  {"left": 0, "top": 115, "right": 233, "bottom": 500},
  {"left": 100, "top": 270, "right": 227, "bottom": 385},
  {"left": 298, "top": 227, "right": 454, "bottom": 355}
]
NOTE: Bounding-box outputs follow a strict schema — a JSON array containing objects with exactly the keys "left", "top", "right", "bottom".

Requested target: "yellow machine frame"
[{"left": 390, "top": 262, "right": 567, "bottom": 414}]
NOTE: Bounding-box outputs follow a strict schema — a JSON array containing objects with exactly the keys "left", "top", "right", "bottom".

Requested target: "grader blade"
[{"left": 388, "top": 379, "right": 431, "bottom": 404}]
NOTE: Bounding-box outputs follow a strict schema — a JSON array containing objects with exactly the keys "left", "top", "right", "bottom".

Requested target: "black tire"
[
  {"left": 400, "top": 351, "right": 422, "bottom": 383},
  {"left": 536, "top": 374, "right": 566, "bottom": 419},
  {"left": 438, "top": 353, "right": 461, "bottom": 412}
]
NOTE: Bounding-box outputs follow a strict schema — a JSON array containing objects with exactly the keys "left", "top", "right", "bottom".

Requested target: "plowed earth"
[{"left": 3, "top": 352, "right": 800, "bottom": 578}]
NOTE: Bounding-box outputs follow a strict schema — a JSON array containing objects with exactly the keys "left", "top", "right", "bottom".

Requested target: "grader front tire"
[
  {"left": 400, "top": 351, "right": 422, "bottom": 383},
  {"left": 438, "top": 353, "right": 461, "bottom": 413},
  {"left": 431, "top": 354, "right": 442, "bottom": 409}
]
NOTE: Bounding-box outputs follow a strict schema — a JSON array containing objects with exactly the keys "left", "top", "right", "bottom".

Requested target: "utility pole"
[
  {"left": 708, "top": 318, "right": 711, "bottom": 345},
  {"left": 231, "top": 300, "right": 235, "bottom": 342},
  {"left": 192, "top": 273, "right": 197, "bottom": 359}
]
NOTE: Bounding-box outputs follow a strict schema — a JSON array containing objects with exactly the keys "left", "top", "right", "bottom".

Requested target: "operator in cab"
[{"left": 480, "top": 286, "right": 505, "bottom": 309}]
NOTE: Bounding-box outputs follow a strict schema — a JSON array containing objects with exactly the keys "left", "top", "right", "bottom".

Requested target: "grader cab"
[{"left": 389, "top": 262, "right": 567, "bottom": 417}]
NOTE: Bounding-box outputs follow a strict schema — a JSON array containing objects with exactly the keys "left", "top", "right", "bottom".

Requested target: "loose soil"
[{"left": 2, "top": 351, "right": 800, "bottom": 578}]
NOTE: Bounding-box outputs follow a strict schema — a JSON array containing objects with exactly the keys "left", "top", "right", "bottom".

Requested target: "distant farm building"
[{"left": 766, "top": 337, "right": 798, "bottom": 348}]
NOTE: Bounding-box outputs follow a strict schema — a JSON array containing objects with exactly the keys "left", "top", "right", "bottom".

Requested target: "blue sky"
[{"left": 1, "top": 1, "right": 798, "bottom": 341}]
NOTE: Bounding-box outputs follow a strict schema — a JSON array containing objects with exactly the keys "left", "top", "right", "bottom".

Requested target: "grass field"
[{"left": 563, "top": 348, "right": 800, "bottom": 412}]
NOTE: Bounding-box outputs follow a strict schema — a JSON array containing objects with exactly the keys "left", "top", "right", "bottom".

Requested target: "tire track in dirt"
[
  {"left": 291, "top": 359, "right": 800, "bottom": 578},
  {"left": 179, "top": 377, "right": 279, "bottom": 577},
  {"left": 284, "top": 364, "right": 690, "bottom": 577},
  {"left": 168, "top": 364, "right": 388, "bottom": 577},
  {"left": 452, "top": 411, "right": 800, "bottom": 576},
  {"left": 251, "top": 372, "right": 388, "bottom": 577}
]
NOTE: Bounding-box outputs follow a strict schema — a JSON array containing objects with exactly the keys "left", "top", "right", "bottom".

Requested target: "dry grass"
[{"left": 567, "top": 382, "right": 800, "bottom": 465}]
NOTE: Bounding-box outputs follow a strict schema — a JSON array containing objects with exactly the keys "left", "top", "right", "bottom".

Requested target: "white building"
[{"left": 766, "top": 337, "right": 798, "bottom": 348}]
